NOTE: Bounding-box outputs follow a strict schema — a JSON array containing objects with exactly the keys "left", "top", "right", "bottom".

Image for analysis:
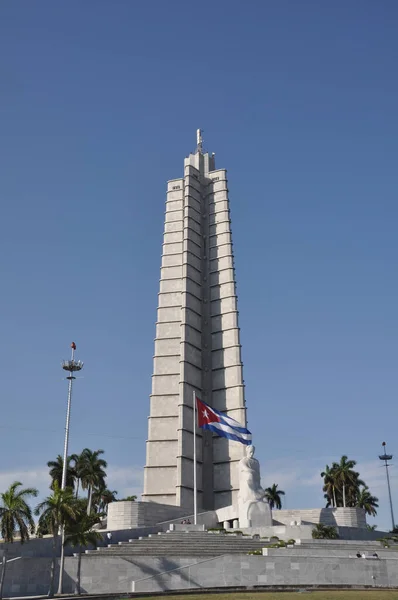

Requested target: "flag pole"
[{"left": 193, "top": 390, "right": 197, "bottom": 525}]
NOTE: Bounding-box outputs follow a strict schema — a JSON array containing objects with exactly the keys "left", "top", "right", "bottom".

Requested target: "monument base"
[
  {"left": 241, "top": 524, "right": 315, "bottom": 540},
  {"left": 107, "top": 501, "right": 189, "bottom": 530},
  {"left": 215, "top": 505, "right": 367, "bottom": 534},
  {"left": 238, "top": 499, "right": 272, "bottom": 528}
]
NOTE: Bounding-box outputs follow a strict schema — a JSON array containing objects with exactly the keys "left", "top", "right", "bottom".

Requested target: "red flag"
[{"left": 196, "top": 396, "right": 221, "bottom": 428}]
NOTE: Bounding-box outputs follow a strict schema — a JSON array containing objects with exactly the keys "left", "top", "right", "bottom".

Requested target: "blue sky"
[{"left": 0, "top": 1, "right": 397, "bottom": 530}]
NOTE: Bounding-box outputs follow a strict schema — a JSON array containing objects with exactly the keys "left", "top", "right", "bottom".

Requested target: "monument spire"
[
  {"left": 143, "top": 134, "right": 247, "bottom": 512},
  {"left": 196, "top": 128, "right": 203, "bottom": 153}
]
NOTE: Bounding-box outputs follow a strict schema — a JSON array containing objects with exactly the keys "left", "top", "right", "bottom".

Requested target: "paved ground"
[{"left": 129, "top": 591, "right": 398, "bottom": 600}]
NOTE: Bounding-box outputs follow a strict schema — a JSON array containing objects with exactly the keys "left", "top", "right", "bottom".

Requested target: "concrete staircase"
[
  {"left": 85, "top": 530, "right": 267, "bottom": 557},
  {"left": 263, "top": 539, "right": 398, "bottom": 560},
  {"left": 299, "top": 540, "right": 396, "bottom": 551}
]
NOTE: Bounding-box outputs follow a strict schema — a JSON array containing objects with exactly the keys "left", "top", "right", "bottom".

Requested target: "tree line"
[
  {"left": 321, "top": 455, "right": 379, "bottom": 516},
  {"left": 0, "top": 450, "right": 381, "bottom": 595},
  {"left": 47, "top": 448, "right": 133, "bottom": 516},
  {"left": 0, "top": 448, "right": 135, "bottom": 596}
]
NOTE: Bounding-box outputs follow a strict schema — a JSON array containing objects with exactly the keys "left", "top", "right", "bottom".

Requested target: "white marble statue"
[{"left": 238, "top": 445, "right": 272, "bottom": 528}]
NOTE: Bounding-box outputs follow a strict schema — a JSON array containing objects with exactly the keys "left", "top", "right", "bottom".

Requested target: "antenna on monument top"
[{"left": 196, "top": 128, "right": 203, "bottom": 153}]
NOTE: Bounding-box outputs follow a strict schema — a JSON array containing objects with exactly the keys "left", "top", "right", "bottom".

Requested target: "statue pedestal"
[{"left": 239, "top": 499, "right": 272, "bottom": 528}]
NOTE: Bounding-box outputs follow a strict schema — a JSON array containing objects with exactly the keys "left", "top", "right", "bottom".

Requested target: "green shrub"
[
  {"left": 225, "top": 530, "right": 242, "bottom": 534},
  {"left": 208, "top": 527, "right": 226, "bottom": 533},
  {"left": 278, "top": 540, "right": 287, "bottom": 547},
  {"left": 287, "top": 539, "right": 296, "bottom": 545},
  {"left": 247, "top": 549, "right": 262, "bottom": 555},
  {"left": 390, "top": 535, "right": 398, "bottom": 543},
  {"left": 311, "top": 524, "right": 339, "bottom": 540}
]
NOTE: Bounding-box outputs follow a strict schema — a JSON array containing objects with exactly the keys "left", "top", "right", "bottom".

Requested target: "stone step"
[
  {"left": 140, "top": 533, "right": 252, "bottom": 540},
  {"left": 91, "top": 551, "right": 261, "bottom": 556},
  {"left": 117, "top": 544, "right": 263, "bottom": 547},
  {"left": 108, "top": 544, "right": 265, "bottom": 549},
  {"left": 154, "top": 531, "right": 253, "bottom": 540},
  {"left": 121, "top": 538, "right": 265, "bottom": 545},
  {"left": 300, "top": 540, "right": 384, "bottom": 546},
  {"left": 97, "top": 543, "right": 264, "bottom": 552},
  {"left": 299, "top": 544, "right": 385, "bottom": 550},
  {"left": 114, "top": 544, "right": 264, "bottom": 549},
  {"left": 88, "top": 546, "right": 258, "bottom": 552},
  {"left": 263, "top": 547, "right": 398, "bottom": 558},
  {"left": 122, "top": 548, "right": 258, "bottom": 552},
  {"left": 87, "top": 542, "right": 267, "bottom": 556},
  {"left": 89, "top": 550, "right": 250, "bottom": 556},
  {"left": 127, "top": 540, "right": 265, "bottom": 544}
]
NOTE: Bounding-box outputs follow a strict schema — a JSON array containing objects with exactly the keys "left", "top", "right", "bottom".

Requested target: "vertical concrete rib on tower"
[{"left": 143, "top": 137, "right": 247, "bottom": 511}]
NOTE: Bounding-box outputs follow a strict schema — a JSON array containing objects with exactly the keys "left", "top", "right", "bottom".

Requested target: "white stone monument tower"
[{"left": 142, "top": 131, "right": 247, "bottom": 511}]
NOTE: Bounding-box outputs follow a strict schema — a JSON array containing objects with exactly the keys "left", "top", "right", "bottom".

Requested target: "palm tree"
[
  {"left": 321, "top": 464, "right": 337, "bottom": 508},
  {"left": 35, "top": 482, "right": 77, "bottom": 598},
  {"left": 71, "top": 452, "right": 87, "bottom": 499},
  {"left": 78, "top": 449, "right": 107, "bottom": 515},
  {"left": 64, "top": 513, "right": 102, "bottom": 595},
  {"left": 0, "top": 481, "right": 38, "bottom": 543},
  {"left": 332, "top": 456, "right": 357, "bottom": 508},
  {"left": 321, "top": 457, "right": 375, "bottom": 509},
  {"left": 0, "top": 482, "right": 38, "bottom": 599},
  {"left": 345, "top": 479, "right": 364, "bottom": 507},
  {"left": 312, "top": 523, "right": 339, "bottom": 539},
  {"left": 47, "top": 455, "right": 76, "bottom": 491},
  {"left": 92, "top": 487, "right": 118, "bottom": 514},
  {"left": 264, "top": 484, "right": 285, "bottom": 509},
  {"left": 355, "top": 486, "right": 379, "bottom": 517}
]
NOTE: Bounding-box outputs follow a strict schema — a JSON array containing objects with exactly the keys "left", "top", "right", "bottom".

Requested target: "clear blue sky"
[{"left": 0, "top": 1, "right": 397, "bottom": 530}]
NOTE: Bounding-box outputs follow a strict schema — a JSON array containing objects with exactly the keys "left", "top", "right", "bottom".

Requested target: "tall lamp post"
[
  {"left": 379, "top": 441, "right": 395, "bottom": 532},
  {"left": 60, "top": 343, "right": 83, "bottom": 489},
  {"left": 57, "top": 342, "right": 83, "bottom": 595}
]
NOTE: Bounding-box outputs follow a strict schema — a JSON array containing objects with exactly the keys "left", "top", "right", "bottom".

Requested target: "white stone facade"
[
  {"left": 107, "top": 501, "right": 188, "bottom": 530},
  {"left": 143, "top": 140, "right": 247, "bottom": 511},
  {"left": 273, "top": 507, "right": 367, "bottom": 529}
]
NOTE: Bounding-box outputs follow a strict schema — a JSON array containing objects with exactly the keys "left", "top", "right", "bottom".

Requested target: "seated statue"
[{"left": 238, "top": 445, "right": 272, "bottom": 528}]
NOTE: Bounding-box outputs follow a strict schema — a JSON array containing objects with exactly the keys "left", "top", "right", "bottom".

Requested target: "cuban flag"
[{"left": 196, "top": 396, "right": 252, "bottom": 445}]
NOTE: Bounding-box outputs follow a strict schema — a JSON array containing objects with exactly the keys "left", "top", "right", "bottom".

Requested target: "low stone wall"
[
  {"left": 336, "top": 526, "right": 388, "bottom": 541},
  {"left": 274, "top": 507, "right": 366, "bottom": 529},
  {"left": 241, "top": 525, "right": 315, "bottom": 540},
  {"left": 215, "top": 504, "right": 237, "bottom": 523},
  {"left": 133, "top": 553, "right": 398, "bottom": 592},
  {"left": 169, "top": 524, "right": 205, "bottom": 532},
  {"left": 1, "top": 555, "right": 209, "bottom": 597},
  {"left": 215, "top": 506, "right": 366, "bottom": 530},
  {"left": 157, "top": 510, "right": 218, "bottom": 530},
  {"left": 107, "top": 501, "right": 189, "bottom": 530},
  {"left": 2, "top": 540, "right": 396, "bottom": 596},
  {"left": 0, "top": 527, "right": 160, "bottom": 560},
  {"left": 240, "top": 524, "right": 386, "bottom": 542}
]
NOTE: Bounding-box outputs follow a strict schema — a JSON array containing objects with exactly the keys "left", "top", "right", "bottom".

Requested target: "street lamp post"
[
  {"left": 379, "top": 441, "right": 395, "bottom": 532},
  {"left": 57, "top": 342, "right": 83, "bottom": 595},
  {"left": 60, "top": 343, "right": 84, "bottom": 489}
]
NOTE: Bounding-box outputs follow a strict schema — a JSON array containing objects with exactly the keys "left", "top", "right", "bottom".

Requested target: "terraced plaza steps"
[
  {"left": 85, "top": 530, "right": 267, "bottom": 557},
  {"left": 75, "top": 531, "right": 398, "bottom": 594},
  {"left": 83, "top": 529, "right": 398, "bottom": 560}
]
